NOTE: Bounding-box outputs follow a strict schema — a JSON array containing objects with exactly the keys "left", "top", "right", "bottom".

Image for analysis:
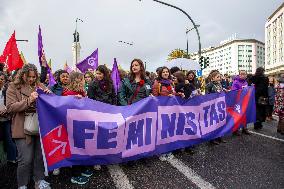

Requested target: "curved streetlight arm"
[
  {"left": 152, "top": 0, "right": 201, "bottom": 56},
  {"left": 139, "top": 0, "right": 202, "bottom": 57}
]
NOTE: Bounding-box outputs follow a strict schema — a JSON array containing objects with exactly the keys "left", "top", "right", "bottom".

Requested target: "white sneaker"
[
  {"left": 52, "top": 168, "right": 60, "bottom": 176},
  {"left": 93, "top": 165, "right": 101, "bottom": 170},
  {"left": 36, "top": 180, "right": 51, "bottom": 189},
  {"left": 18, "top": 186, "right": 27, "bottom": 189},
  {"left": 159, "top": 152, "right": 174, "bottom": 161}
]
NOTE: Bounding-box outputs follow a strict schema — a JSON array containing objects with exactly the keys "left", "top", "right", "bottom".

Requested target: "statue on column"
[{"left": 73, "top": 31, "right": 79, "bottom": 42}]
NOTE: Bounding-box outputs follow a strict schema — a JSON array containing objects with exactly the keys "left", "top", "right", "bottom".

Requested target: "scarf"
[
  {"left": 212, "top": 81, "right": 223, "bottom": 92},
  {"left": 160, "top": 79, "right": 172, "bottom": 86}
]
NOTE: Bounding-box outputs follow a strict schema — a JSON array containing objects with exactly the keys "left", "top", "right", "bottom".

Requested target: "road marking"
[
  {"left": 108, "top": 164, "right": 134, "bottom": 189},
  {"left": 160, "top": 155, "right": 216, "bottom": 189},
  {"left": 250, "top": 131, "right": 284, "bottom": 143}
]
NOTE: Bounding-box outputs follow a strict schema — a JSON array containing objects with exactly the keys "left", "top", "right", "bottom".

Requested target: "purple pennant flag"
[
  {"left": 47, "top": 68, "right": 57, "bottom": 87},
  {"left": 64, "top": 64, "right": 73, "bottom": 73},
  {"left": 76, "top": 48, "right": 98, "bottom": 73},
  {"left": 38, "top": 25, "right": 43, "bottom": 65},
  {"left": 111, "top": 58, "right": 121, "bottom": 94}
]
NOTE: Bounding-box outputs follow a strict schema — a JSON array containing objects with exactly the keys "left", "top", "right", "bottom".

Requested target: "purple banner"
[{"left": 37, "top": 87, "right": 256, "bottom": 171}]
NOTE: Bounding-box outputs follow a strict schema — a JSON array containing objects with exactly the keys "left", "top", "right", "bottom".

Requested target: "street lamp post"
[
  {"left": 139, "top": 0, "right": 202, "bottom": 58},
  {"left": 186, "top": 25, "right": 200, "bottom": 57}
]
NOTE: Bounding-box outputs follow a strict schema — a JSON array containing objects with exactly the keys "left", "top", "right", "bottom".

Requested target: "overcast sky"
[{"left": 0, "top": 0, "right": 283, "bottom": 72}]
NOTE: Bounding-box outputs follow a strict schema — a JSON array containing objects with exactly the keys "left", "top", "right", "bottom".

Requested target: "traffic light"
[
  {"left": 199, "top": 56, "right": 204, "bottom": 69},
  {"left": 204, "top": 57, "right": 209, "bottom": 68}
]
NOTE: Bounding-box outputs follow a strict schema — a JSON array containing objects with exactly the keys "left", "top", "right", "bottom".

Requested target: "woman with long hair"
[
  {"left": 62, "top": 72, "right": 85, "bottom": 97},
  {"left": 6, "top": 64, "right": 51, "bottom": 189},
  {"left": 87, "top": 65, "right": 116, "bottom": 104},
  {"left": 186, "top": 70, "right": 201, "bottom": 97},
  {"left": 61, "top": 72, "right": 93, "bottom": 185},
  {"left": 152, "top": 66, "right": 175, "bottom": 97},
  {"left": 119, "top": 59, "right": 151, "bottom": 105},
  {"left": 174, "top": 71, "right": 195, "bottom": 99},
  {"left": 206, "top": 70, "right": 227, "bottom": 145}
]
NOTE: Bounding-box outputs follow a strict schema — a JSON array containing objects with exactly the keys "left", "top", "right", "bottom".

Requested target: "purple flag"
[
  {"left": 64, "top": 63, "right": 73, "bottom": 73},
  {"left": 47, "top": 68, "right": 57, "bottom": 87},
  {"left": 111, "top": 58, "right": 121, "bottom": 94},
  {"left": 38, "top": 25, "right": 43, "bottom": 65},
  {"left": 76, "top": 48, "right": 98, "bottom": 73}
]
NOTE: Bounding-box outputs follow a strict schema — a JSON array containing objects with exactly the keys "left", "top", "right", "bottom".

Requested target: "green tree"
[{"left": 167, "top": 49, "right": 190, "bottom": 61}]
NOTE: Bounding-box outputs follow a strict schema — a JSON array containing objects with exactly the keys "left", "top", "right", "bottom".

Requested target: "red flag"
[
  {"left": 0, "top": 31, "right": 23, "bottom": 71},
  {"left": 0, "top": 34, "right": 13, "bottom": 63}
]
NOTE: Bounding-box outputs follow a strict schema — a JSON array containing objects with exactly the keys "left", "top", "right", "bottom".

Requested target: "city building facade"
[
  {"left": 191, "top": 38, "right": 265, "bottom": 76},
  {"left": 265, "top": 3, "right": 284, "bottom": 75}
]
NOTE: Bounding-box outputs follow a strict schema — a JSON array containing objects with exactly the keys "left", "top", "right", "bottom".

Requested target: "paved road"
[{"left": 1, "top": 119, "right": 283, "bottom": 189}]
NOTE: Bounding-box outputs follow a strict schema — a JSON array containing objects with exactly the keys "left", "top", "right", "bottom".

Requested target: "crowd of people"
[{"left": 0, "top": 56, "right": 283, "bottom": 189}]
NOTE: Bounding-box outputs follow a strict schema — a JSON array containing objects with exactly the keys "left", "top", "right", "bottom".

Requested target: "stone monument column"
[{"left": 72, "top": 31, "right": 81, "bottom": 70}]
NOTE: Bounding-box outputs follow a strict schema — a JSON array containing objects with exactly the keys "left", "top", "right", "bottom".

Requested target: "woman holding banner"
[
  {"left": 49, "top": 68, "right": 70, "bottom": 176},
  {"left": 87, "top": 65, "right": 116, "bottom": 105},
  {"left": 119, "top": 59, "right": 152, "bottom": 105},
  {"left": 206, "top": 70, "right": 227, "bottom": 145},
  {"left": 61, "top": 72, "right": 94, "bottom": 185},
  {"left": 186, "top": 70, "right": 201, "bottom": 97},
  {"left": 6, "top": 64, "right": 51, "bottom": 189},
  {"left": 152, "top": 66, "right": 177, "bottom": 159}
]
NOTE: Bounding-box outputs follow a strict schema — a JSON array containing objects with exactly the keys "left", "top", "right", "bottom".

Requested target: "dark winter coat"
[
  {"left": 175, "top": 82, "right": 194, "bottom": 99},
  {"left": 50, "top": 83, "right": 65, "bottom": 96},
  {"left": 87, "top": 80, "right": 117, "bottom": 105},
  {"left": 188, "top": 78, "right": 201, "bottom": 90},
  {"left": 250, "top": 75, "right": 269, "bottom": 102},
  {"left": 119, "top": 78, "right": 151, "bottom": 105}
]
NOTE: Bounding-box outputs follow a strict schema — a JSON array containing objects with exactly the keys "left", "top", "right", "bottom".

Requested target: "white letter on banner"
[
  {"left": 66, "top": 109, "right": 125, "bottom": 156},
  {"left": 122, "top": 112, "right": 157, "bottom": 158},
  {"left": 156, "top": 105, "right": 201, "bottom": 145},
  {"left": 199, "top": 96, "right": 227, "bottom": 135}
]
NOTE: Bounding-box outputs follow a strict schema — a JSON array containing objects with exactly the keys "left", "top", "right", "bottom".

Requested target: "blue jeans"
[{"left": 1, "top": 120, "right": 17, "bottom": 161}]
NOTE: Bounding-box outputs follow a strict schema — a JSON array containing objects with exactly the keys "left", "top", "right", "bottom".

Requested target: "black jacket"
[
  {"left": 87, "top": 80, "right": 117, "bottom": 105},
  {"left": 251, "top": 75, "right": 269, "bottom": 100},
  {"left": 175, "top": 82, "right": 194, "bottom": 99}
]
